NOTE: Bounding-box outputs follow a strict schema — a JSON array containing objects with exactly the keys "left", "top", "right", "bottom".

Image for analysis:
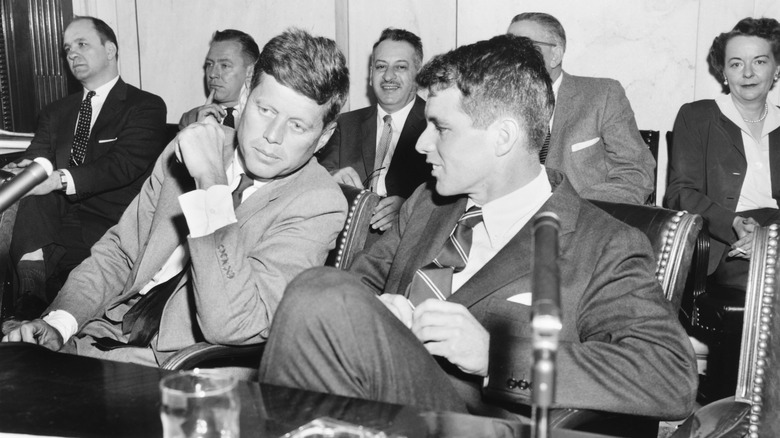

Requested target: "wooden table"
[{"left": 0, "top": 343, "right": 604, "bottom": 437}]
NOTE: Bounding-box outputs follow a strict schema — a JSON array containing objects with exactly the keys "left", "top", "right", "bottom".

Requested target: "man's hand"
[
  {"left": 175, "top": 117, "right": 228, "bottom": 190},
  {"left": 371, "top": 195, "right": 404, "bottom": 231},
  {"left": 2, "top": 159, "right": 61, "bottom": 197},
  {"left": 178, "top": 89, "right": 225, "bottom": 129},
  {"left": 729, "top": 216, "right": 759, "bottom": 259},
  {"left": 411, "top": 299, "right": 490, "bottom": 376},
  {"left": 330, "top": 167, "right": 363, "bottom": 189},
  {"left": 377, "top": 293, "right": 414, "bottom": 328},
  {"left": 2, "top": 319, "right": 64, "bottom": 351}
]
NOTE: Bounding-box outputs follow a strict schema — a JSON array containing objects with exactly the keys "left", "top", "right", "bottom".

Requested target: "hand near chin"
[{"left": 175, "top": 117, "right": 228, "bottom": 189}]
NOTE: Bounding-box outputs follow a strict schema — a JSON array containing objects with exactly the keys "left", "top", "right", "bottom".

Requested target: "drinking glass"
[{"left": 160, "top": 369, "right": 240, "bottom": 438}]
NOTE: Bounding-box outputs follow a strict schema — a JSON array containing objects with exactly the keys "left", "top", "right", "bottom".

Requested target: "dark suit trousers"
[{"left": 258, "top": 267, "right": 469, "bottom": 413}]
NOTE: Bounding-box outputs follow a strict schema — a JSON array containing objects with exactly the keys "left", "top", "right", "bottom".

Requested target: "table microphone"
[
  {"left": 0, "top": 157, "right": 53, "bottom": 214},
  {"left": 530, "top": 211, "right": 562, "bottom": 438}
]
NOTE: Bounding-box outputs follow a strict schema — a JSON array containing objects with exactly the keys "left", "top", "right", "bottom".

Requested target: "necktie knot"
[
  {"left": 232, "top": 173, "right": 254, "bottom": 208},
  {"left": 85, "top": 90, "right": 96, "bottom": 101},
  {"left": 223, "top": 107, "right": 235, "bottom": 128},
  {"left": 458, "top": 206, "right": 483, "bottom": 229},
  {"left": 383, "top": 114, "right": 392, "bottom": 126}
]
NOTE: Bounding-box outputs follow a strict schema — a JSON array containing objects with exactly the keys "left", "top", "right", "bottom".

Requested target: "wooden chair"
[
  {"left": 671, "top": 224, "right": 780, "bottom": 438},
  {"left": 547, "top": 201, "right": 703, "bottom": 437},
  {"left": 160, "top": 184, "right": 379, "bottom": 373}
]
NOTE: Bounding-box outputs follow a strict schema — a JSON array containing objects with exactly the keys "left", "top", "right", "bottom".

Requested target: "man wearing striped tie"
[
  {"left": 178, "top": 29, "right": 259, "bottom": 130},
  {"left": 260, "top": 34, "right": 697, "bottom": 421}
]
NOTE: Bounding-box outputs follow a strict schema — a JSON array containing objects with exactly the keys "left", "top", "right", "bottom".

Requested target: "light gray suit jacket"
[
  {"left": 546, "top": 72, "right": 655, "bottom": 204},
  {"left": 49, "top": 132, "right": 347, "bottom": 359}
]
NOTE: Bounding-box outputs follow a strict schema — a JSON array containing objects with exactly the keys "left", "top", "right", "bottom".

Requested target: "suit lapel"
[
  {"left": 770, "top": 128, "right": 780, "bottom": 200},
  {"left": 548, "top": 72, "right": 577, "bottom": 165},
  {"left": 448, "top": 170, "right": 579, "bottom": 309},
  {"left": 86, "top": 79, "right": 126, "bottom": 162},
  {"left": 361, "top": 107, "right": 378, "bottom": 176},
  {"left": 389, "top": 97, "right": 426, "bottom": 168},
  {"left": 717, "top": 110, "right": 746, "bottom": 159}
]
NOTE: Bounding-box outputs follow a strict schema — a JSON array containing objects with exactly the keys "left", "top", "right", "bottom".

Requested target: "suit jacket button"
[
  {"left": 518, "top": 380, "right": 531, "bottom": 390},
  {"left": 506, "top": 378, "right": 518, "bottom": 389}
]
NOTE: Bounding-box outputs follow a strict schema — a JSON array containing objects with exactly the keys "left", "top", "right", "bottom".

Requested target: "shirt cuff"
[
  {"left": 60, "top": 169, "right": 76, "bottom": 195},
  {"left": 43, "top": 310, "right": 78, "bottom": 343},
  {"left": 179, "top": 185, "right": 236, "bottom": 237}
]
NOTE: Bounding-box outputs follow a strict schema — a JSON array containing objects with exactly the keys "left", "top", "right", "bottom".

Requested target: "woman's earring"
[{"left": 724, "top": 78, "right": 728, "bottom": 86}]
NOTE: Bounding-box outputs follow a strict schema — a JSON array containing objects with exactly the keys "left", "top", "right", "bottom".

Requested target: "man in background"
[
  {"left": 318, "top": 28, "right": 430, "bottom": 232},
  {"left": 179, "top": 29, "right": 259, "bottom": 129},
  {"left": 5, "top": 16, "right": 167, "bottom": 321},
  {"left": 508, "top": 12, "right": 655, "bottom": 204},
  {"left": 3, "top": 28, "right": 349, "bottom": 368}
]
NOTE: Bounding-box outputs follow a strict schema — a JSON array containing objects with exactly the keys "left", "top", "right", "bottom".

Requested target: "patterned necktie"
[
  {"left": 69, "top": 90, "right": 96, "bottom": 167},
  {"left": 539, "top": 127, "right": 551, "bottom": 165},
  {"left": 232, "top": 173, "right": 254, "bottom": 209},
  {"left": 407, "top": 206, "right": 483, "bottom": 306},
  {"left": 371, "top": 115, "right": 393, "bottom": 191},
  {"left": 223, "top": 107, "right": 235, "bottom": 128}
]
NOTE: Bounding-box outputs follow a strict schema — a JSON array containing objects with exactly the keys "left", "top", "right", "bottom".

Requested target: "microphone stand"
[{"left": 530, "top": 212, "right": 562, "bottom": 438}]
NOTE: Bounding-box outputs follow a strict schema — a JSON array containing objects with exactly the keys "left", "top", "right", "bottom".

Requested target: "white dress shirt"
[
  {"left": 45, "top": 150, "right": 265, "bottom": 342},
  {"left": 716, "top": 94, "right": 780, "bottom": 211},
  {"left": 61, "top": 75, "right": 121, "bottom": 195},
  {"left": 452, "top": 166, "right": 553, "bottom": 292},
  {"left": 375, "top": 98, "right": 416, "bottom": 196}
]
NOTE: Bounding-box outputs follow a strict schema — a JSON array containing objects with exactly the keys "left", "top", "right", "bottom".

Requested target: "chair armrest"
[
  {"left": 670, "top": 397, "right": 749, "bottom": 438},
  {"left": 160, "top": 342, "right": 265, "bottom": 371}
]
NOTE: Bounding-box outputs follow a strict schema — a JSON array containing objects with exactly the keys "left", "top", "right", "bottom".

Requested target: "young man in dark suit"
[
  {"left": 5, "top": 17, "right": 167, "bottom": 319},
  {"left": 260, "top": 34, "right": 697, "bottom": 420},
  {"left": 318, "top": 28, "right": 430, "bottom": 232}
]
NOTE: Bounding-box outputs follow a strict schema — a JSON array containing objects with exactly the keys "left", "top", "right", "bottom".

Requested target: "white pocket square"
[
  {"left": 98, "top": 138, "right": 118, "bottom": 143},
  {"left": 570, "top": 137, "right": 600, "bottom": 152},
  {"left": 506, "top": 292, "right": 532, "bottom": 306}
]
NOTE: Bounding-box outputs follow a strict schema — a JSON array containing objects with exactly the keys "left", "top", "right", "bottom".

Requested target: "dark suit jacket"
[
  {"left": 317, "top": 96, "right": 430, "bottom": 198},
  {"left": 665, "top": 100, "right": 780, "bottom": 273},
  {"left": 546, "top": 72, "right": 655, "bottom": 204},
  {"left": 22, "top": 78, "right": 168, "bottom": 223},
  {"left": 349, "top": 169, "right": 696, "bottom": 419},
  {"left": 51, "top": 135, "right": 347, "bottom": 362}
]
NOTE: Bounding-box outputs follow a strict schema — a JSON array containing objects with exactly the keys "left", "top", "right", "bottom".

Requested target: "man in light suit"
[
  {"left": 259, "top": 35, "right": 696, "bottom": 419},
  {"left": 179, "top": 29, "right": 259, "bottom": 129},
  {"left": 5, "top": 17, "right": 167, "bottom": 320},
  {"left": 508, "top": 12, "right": 655, "bottom": 204},
  {"left": 3, "top": 29, "right": 350, "bottom": 367},
  {"left": 318, "top": 28, "right": 430, "bottom": 232}
]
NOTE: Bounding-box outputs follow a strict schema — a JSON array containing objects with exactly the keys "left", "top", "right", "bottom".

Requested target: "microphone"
[
  {"left": 0, "top": 157, "right": 53, "bottom": 213},
  {"left": 530, "top": 211, "right": 562, "bottom": 438}
]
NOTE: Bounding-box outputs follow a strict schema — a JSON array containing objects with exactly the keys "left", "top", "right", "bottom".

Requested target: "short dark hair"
[
  {"left": 510, "top": 12, "right": 567, "bottom": 51},
  {"left": 211, "top": 29, "right": 260, "bottom": 66},
  {"left": 252, "top": 28, "right": 349, "bottom": 127},
  {"left": 372, "top": 28, "right": 424, "bottom": 68},
  {"left": 417, "top": 34, "right": 553, "bottom": 153},
  {"left": 71, "top": 16, "right": 119, "bottom": 56},
  {"left": 708, "top": 17, "right": 780, "bottom": 83}
]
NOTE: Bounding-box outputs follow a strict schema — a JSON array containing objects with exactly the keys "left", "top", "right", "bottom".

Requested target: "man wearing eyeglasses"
[
  {"left": 508, "top": 12, "right": 655, "bottom": 205},
  {"left": 317, "top": 28, "right": 431, "bottom": 233}
]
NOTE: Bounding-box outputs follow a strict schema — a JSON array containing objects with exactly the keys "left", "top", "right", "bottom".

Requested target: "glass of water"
[{"left": 160, "top": 369, "right": 240, "bottom": 438}]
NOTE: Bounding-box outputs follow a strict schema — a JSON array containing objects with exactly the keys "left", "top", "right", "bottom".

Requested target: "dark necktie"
[
  {"left": 222, "top": 107, "right": 235, "bottom": 128},
  {"left": 69, "top": 90, "right": 96, "bottom": 167},
  {"left": 232, "top": 173, "right": 254, "bottom": 209},
  {"left": 121, "top": 265, "right": 189, "bottom": 347},
  {"left": 539, "top": 127, "right": 551, "bottom": 165},
  {"left": 407, "top": 206, "right": 483, "bottom": 306},
  {"left": 371, "top": 115, "right": 393, "bottom": 191}
]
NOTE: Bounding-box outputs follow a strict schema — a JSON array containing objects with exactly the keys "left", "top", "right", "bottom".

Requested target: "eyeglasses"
[{"left": 530, "top": 39, "right": 557, "bottom": 48}]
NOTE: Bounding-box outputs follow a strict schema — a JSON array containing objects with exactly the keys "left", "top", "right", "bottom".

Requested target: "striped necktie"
[
  {"left": 407, "top": 206, "right": 483, "bottom": 306},
  {"left": 371, "top": 115, "right": 393, "bottom": 191},
  {"left": 69, "top": 90, "right": 96, "bottom": 167}
]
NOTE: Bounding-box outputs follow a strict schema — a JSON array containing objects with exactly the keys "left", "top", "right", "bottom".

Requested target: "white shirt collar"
[
  {"left": 84, "top": 75, "right": 120, "bottom": 99},
  {"left": 468, "top": 165, "right": 552, "bottom": 247},
  {"left": 228, "top": 149, "right": 266, "bottom": 190},
  {"left": 377, "top": 97, "right": 416, "bottom": 131},
  {"left": 716, "top": 94, "right": 780, "bottom": 136}
]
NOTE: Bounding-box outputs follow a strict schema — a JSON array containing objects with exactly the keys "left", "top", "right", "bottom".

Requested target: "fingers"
[
  {"left": 205, "top": 88, "right": 216, "bottom": 105},
  {"left": 371, "top": 196, "right": 403, "bottom": 231},
  {"left": 377, "top": 294, "right": 414, "bottom": 328},
  {"left": 331, "top": 167, "right": 364, "bottom": 188},
  {"left": 196, "top": 105, "right": 225, "bottom": 123}
]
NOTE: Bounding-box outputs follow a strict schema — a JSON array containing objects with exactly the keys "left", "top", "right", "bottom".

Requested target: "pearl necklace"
[{"left": 743, "top": 102, "right": 768, "bottom": 123}]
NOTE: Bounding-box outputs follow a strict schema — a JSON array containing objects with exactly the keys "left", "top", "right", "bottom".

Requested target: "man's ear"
[
  {"left": 493, "top": 117, "right": 520, "bottom": 157},
  {"left": 314, "top": 121, "right": 337, "bottom": 153},
  {"left": 244, "top": 64, "right": 255, "bottom": 88},
  {"left": 105, "top": 41, "right": 117, "bottom": 61},
  {"left": 549, "top": 45, "right": 564, "bottom": 70}
]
